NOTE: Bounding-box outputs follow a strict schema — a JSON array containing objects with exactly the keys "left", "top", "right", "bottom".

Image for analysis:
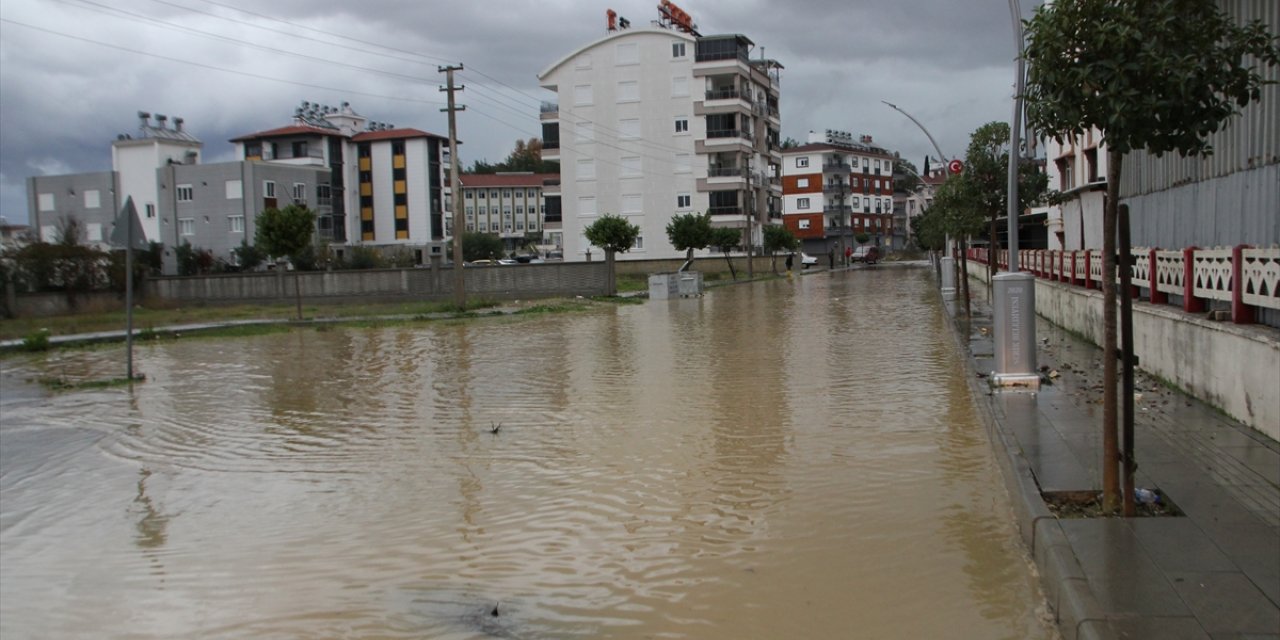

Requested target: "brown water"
[{"left": 0, "top": 267, "right": 1053, "bottom": 639}]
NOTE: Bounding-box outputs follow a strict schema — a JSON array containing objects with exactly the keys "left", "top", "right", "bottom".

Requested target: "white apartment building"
[
  {"left": 781, "top": 130, "right": 895, "bottom": 256},
  {"left": 1044, "top": 128, "right": 1108, "bottom": 251},
  {"left": 538, "top": 14, "right": 782, "bottom": 261}
]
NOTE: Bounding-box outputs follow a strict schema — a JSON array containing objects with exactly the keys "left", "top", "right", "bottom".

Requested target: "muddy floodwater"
[{"left": 0, "top": 267, "right": 1054, "bottom": 639}]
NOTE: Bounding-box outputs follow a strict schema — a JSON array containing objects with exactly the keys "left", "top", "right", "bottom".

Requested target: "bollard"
[
  {"left": 991, "top": 272, "right": 1039, "bottom": 389},
  {"left": 940, "top": 257, "right": 956, "bottom": 300}
]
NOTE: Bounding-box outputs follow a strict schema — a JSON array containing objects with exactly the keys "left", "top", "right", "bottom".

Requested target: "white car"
[{"left": 800, "top": 253, "right": 818, "bottom": 268}]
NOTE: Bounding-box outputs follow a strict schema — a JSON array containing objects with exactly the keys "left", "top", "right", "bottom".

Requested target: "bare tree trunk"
[
  {"left": 723, "top": 251, "right": 737, "bottom": 280},
  {"left": 1101, "top": 149, "right": 1122, "bottom": 513},
  {"left": 294, "top": 272, "right": 303, "bottom": 320},
  {"left": 605, "top": 249, "right": 616, "bottom": 295},
  {"left": 958, "top": 238, "right": 971, "bottom": 319}
]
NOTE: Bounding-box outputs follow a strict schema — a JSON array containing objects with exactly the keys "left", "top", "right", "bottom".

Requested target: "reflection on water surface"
[{"left": 0, "top": 268, "right": 1052, "bottom": 639}]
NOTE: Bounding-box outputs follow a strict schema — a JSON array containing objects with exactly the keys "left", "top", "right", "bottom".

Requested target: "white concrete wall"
[{"left": 968, "top": 261, "right": 1280, "bottom": 440}]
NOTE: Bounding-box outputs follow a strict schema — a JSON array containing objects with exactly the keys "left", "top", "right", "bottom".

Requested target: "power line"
[{"left": 0, "top": 18, "right": 447, "bottom": 107}]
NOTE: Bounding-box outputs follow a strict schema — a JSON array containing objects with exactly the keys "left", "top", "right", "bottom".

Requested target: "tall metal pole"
[
  {"left": 1007, "top": 0, "right": 1025, "bottom": 273},
  {"left": 125, "top": 208, "right": 135, "bottom": 380},
  {"left": 440, "top": 64, "right": 466, "bottom": 308}
]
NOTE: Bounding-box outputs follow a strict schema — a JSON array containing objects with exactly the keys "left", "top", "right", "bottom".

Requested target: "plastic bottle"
[{"left": 1134, "top": 488, "right": 1159, "bottom": 504}]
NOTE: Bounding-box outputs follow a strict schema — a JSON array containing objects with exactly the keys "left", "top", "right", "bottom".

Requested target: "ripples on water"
[{"left": 0, "top": 267, "right": 1052, "bottom": 639}]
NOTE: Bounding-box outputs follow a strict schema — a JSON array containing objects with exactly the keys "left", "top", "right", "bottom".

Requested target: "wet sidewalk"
[{"left": 947, "top": 293, "right": 1280, "bottom": 640}]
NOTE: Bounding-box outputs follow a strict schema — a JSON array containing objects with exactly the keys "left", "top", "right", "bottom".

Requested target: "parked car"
[
  {"left": 497, "top": 258, "right": 518, "bottom": 265},
  {"left": 799, "top": 253, "right": 818, "bottom": 268},
  {"left": 851, "top": 245, "right": 880, "bottom": 264},
  {"left": 468, "top": 259, "right": 498, "bottom": 266}
]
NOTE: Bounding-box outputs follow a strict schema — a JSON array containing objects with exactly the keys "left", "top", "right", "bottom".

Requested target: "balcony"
[
  {"left": 707, "top": 205, "right": 742, "bottom": 216},
  {"left": 540, "top": 101, "right": 558, "bottom": 120},
  {"left": 706, "top": 129, "right": 753, "bottom": 140},
  {"left": 707, "top": 166, "right": 746, "bottom": 178},
  {"left": 823, "top": 161, "right": 852, "bottom": 173},
  {"left": 823, "top": 205, "right": 851, "bottom": 215},
  {"left": 823, "top": 182, "right": 850, "bottom": 194}
]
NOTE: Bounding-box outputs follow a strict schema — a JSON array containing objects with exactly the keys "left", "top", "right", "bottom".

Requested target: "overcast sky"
[{"left": 0, "top": 0, "right": 1038, "bottom": 225}]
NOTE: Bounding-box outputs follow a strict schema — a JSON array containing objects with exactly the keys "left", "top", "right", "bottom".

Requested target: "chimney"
[
  {"left": 155, "top": 114, "right": 168, "bottom": 129},
  {"left": 138, "top": 111, "right": 151, "bottom": 128},
  {"left": 174, "top": 117, "right": 184, "bottom": 132}
]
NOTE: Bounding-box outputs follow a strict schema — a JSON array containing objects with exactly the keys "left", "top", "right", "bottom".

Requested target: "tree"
[
  {"left": 232, "top": 241, "right": 266, "bottom": 272},
  {"left": 762, "top": 224, "right": 799, "bottom": 274},
  {"left": 1024, "top": 0, "right": 1279, "bottom": 514},
  {"left": 709, "top": 226, "right": 741, "bottom": 280},
  {"left": 930, "top": 175, "right": 986, "bottom": 319},
  {"left": 780, "top": 137, "right": 801, "bottom": 149},
  {"left": 960, "top": 122, "right": 1049, "bottom": 284},
  {"left": 665, "top": 212, "right": 714, "bottom": 266},
  {"left": 469, "top": 138, "right": 560, "bottom": 175},
  {"left": 583, "top": 214, "right": 640, "bottom": 295},
  {"left": 255, "top": 204, "right": 316, "bottom": 319},
  {"left": 894, "top": 158, "right": 922, "bottom": 194},
  {"left": 854, "top": 232, "right": 871, "bottom": 245},
  {"left": 461, "top": 231, "right": 504, "bottom": 262}
]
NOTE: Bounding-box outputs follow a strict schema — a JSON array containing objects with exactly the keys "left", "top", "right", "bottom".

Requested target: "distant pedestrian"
[
  {"left": 828, "top": 247, "right": 835, "bottom": 269},
  {"left": 785, "top": 253, "right": 794, "bottom": 273},
  {"left": 844, "top": 245, "right": 853, "bottom": 265}
]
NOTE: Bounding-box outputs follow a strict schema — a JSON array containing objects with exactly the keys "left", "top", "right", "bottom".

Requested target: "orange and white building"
[{"left": 781, "top": 130, "right": 895, "bottom": 256}]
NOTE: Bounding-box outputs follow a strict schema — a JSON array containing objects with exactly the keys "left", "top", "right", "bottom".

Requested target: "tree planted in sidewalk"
[
  {"left": 709, "top": 226, "right": 741, "bottom": 280},
  {"left": 255, "top": 204, "right": 316, "bottom": 320},
  {"left": 1024, "top": 0, "right": 1279, "bottom": 514},
  {"left": 665, "top": 212, "right": 714, "bottom": 266},
  {"left": 762, "top": 224, "right": 799, "bottom": 274},
  {"left": 583, "top": 213, "right": 640, "bottom": 295},
  {"left": 960, "top": 122, "right": 1048, "bottom": 284}
]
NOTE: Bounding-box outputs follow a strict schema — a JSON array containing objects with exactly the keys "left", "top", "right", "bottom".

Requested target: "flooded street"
[{"left": 0, "top": 267, "right": 1053, "bottom": 639}]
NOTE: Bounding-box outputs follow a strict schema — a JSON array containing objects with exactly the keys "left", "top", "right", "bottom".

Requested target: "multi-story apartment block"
[
  {"left": 26, "top": 103, "right": 453, "bottom": 271},
  {"left": 457, "top": 172, "right": 559, "bottom": 252},
  {"left": 538, "top": 4, "right": 782, "bottom": 261},
  {"left": 781, "top": 130, "right": 895, "bottom": 257},
  {"left": 1043, "top": 128, "right": 1108, "bottom": 251}
]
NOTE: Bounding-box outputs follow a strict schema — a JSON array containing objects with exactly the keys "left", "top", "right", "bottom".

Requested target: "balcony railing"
[
  {"left": 542, "top": 140, "right": 559, "bottom": 149},
  {"left": 706, "top": 88, "right": 741, "bottom": 101},
  {"left": 707, "top": 166, "right": 746, "bottom": 178},
  {"left": 706, "top": 129, "right": 753, "bottom": 140},
  {"left": 823, "top": 183, "right": 849, "bottom": 194},
  {"left": 823, "top": 205, "right": 851, "bottom": 215},
  {"left": 540, "top": 101, "right": 558, "bottom": 114},
  {"left": 823, "top": 162, "right": 852, "bottom": 172},
  {"left": 707, "top": 206, "right": 742, "bottom": 216}
]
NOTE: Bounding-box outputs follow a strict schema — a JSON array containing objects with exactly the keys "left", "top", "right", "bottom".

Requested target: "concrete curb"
[{"left": 940, "top": 288, "right": 1116, "bottom": 640}]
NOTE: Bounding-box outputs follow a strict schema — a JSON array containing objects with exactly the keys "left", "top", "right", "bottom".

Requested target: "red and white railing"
[{"left": 966, "top": 245, "right": 1280, "bottom": 325}]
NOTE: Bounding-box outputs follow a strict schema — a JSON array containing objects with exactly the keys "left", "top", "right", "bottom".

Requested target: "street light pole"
[
  {"left": 882, "top": 100, "right": 956, "bottom": 294},
  {"left": 990, "top": 0, "right": 1039, "bottom": 389}
]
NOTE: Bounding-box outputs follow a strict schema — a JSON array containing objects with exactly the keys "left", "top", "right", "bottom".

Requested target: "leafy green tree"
[
  {"left": 583, "top": 213, "right": 640, "bottom": 294},
  {"left": 175, "top": 242, "right": 198, "bottom": 276},
  {"left": 709, "top": 226, "right": 742, "bottom": 280},
  {"left": 255, "top": 204, "right": 316, "bottom": 319},
  {"left": 893, "top": 158, "right": 922, "bottom": 194},
  {"left": 232, "top": 241, "right": 266, "bottom": 272},
  {"left": 854, "top": 232, "right": 871, "bottom": 245},
  {"left": 665, "top": 212, "right": 714, "bottom": 265},
  {"left": 1024, "top": 0, "right": 1279, "bottom": 514},
  {"left": 462, "top": 231, "right": 504, "bottom": 262},
  {"left": 930, "top": 175, "right": 986, "bottom": 318},
  {"left": 762, "top": 224, "right": 799, "bottom": 274},
  {"left": 959, "top": 122, "right": 1048, "bottom": 282},
  {"left": 780, "top": 137, "right": 801, "bottom": 150}
]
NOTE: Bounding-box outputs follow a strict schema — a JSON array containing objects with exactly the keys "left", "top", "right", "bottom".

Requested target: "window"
[
  {"left": 179, "top": 218, "right": 194, "bottom": 236},
  {"left": 466, "top": 207, "right": 474, "bottom": 217},
  {"left": 293, "top": 183, "right": 306, "bottom": 203},
  {"left": 675, "top": 153, "right": 691, "bottom": 173},
  {"left": 516, "top": 205, "right": 524, "bottom": 214},
  {"left": 798, "top": 219, "right": 811, "bottom": 230},
  {"left": 634, "top": 236, "right": 644, "bottom": 250},
  {"left": 862, "top": 158, "right": 869, "bottom": 170},
  {"left": 672, "top": 42, "right": 686, "bottom": 57},
  {"left": 145, "top": 203, "right": 156, "bottom": 218},
  {"left": 677, "top": 194, "right": 691, "bottom": 208},
  {"left": 264, "top": 181, "right": 276, "bottom": 197},
  {"left": 527, "top": 189, "right": 537, "bottom": 198},
  {"left": 574, "top": 84, "right": 593, "bottom": 106},
  {"left": 616, "top": 42, "right": 639, "bottom": 65},
  {"left": 503, "top": 189, "right": 512, "bottom": 197},
  {"left": 622, "top": 194, "right": 641, "bottom": 213},
  {"left": 797, "top": 178, "right": 809, "bottom": 188},
  {"left": 798, "top": 197, "right": 810, "bottom": 210},
  {"left": 621, "top": 156, "right": 641, "bottom": 177},
  {"left": 795, "top": 157, "right": 809, "bottom": 168},
  {"left": 317, "top": 184, "right": 331, "bottom": 205},
  {"left": 671, "top": 75, "right": 689, "bottom": 97},
  {"left": 86, "top": 223, "right": 102, "bottom": 242},
  {"left": 530, "top": 221, "right": 538, "bottom": 230},
  {"left": 863, "top": 197, "right": 870, "bottom": 209},
  {"left": 84, "top": 190, "right": 101, "bottom": 209},
  {"left": 674, "top": 118, "right": 688, "bottom": 133},
  {"left": 617, "top": 80, "right": 639, "bottom": 102},
  {"left": 479, "top": 222, "right": 488, "bottom": 232},
  {"left": 489, "top": 190, "right": 498, "bottom": 199},
  {"left": 516, "top": 221, "right": 524, "bottom": 230},
  {"left": 465, "top": 191, "right": 473, "bottom": 199},
  {"left": 578, "top": 196, "right": 596, "bottom": 215},
  {"left": 577, "top": 158, "right": 596, "bottom": 180},
  {"left": 38, "top": 193, "right": 54, "bottom": 211},
  {"left": 874, "top": 159, "right": 881, "bottom": 171},
  {"left": 574, "top": 122, "right": 594, "bottom": 143},
  {"left": 292, "top": 141, "right": 308, "bottom": 158},
  {"left": 230, "top": 215, "right": 244, "bottom": 233},
  {"left": 619, "top": 118, "right": 640, "bottom": 139}
]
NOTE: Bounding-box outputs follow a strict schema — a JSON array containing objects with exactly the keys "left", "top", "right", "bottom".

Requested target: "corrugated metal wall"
[{"left": 1119, "top": 0, "right": 1279, "bottom": 247}]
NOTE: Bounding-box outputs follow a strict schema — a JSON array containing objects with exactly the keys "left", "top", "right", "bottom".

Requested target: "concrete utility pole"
[{"left": 440, "top": 64, "right": 466, "bottom": 308}]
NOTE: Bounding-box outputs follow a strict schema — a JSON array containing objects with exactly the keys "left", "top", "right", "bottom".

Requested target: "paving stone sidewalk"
[{"left": 947, "top": 293, "right": 1280, "bottom": 640}]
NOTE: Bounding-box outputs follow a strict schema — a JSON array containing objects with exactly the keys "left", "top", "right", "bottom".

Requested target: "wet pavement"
[{"left": 946, "top": 288, "right": 1280, "bottom": 640}]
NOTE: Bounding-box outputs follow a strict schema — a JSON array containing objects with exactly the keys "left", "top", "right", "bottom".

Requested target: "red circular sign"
[{"left": 948, "top": 159, "right": 964, "bottom": 175}]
